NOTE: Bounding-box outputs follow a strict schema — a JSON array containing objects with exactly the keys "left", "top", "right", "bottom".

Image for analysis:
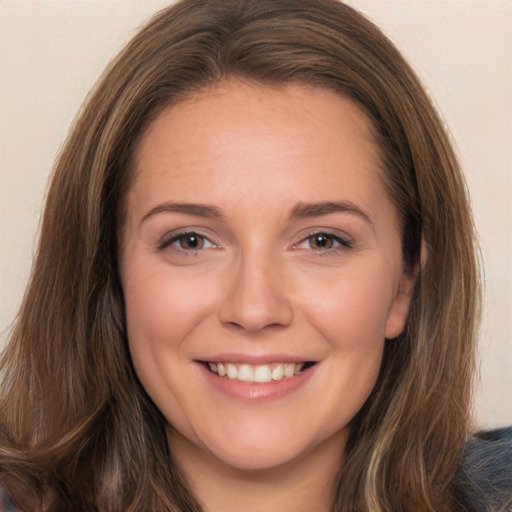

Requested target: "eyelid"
[
  {"left": 155, "top": 228, "right": 352, "bottom": 254},
  {"left": 294, "top": 230, "right": 353, "bottom": 252},
  {"left": 156, "top": 229, "right": 217, "bottom": 251}
]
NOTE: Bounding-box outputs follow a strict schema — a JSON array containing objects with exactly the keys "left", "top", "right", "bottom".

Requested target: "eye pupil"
[
  {"left": 180, "top": 234, "right": 202, "bottom": 250},
  {"left": 310, "top": 233, "right": 333, "bottom": 250}
]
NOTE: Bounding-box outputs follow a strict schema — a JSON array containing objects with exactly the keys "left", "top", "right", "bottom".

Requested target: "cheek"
[
  {"left": 298, "top": 263, "right": 396, "bottom": 347},
  {"left": 123, "top": 260, "right": 219, "bottom": 369},
  {"left": 122, "top": 260, "right": 225, "bottom": 440},
  {"left": 293, "top": 264, "right": 394, "bottom": 418}
]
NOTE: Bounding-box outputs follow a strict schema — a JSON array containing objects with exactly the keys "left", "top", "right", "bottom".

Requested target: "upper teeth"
[{"left": 207, "top": 362, "right": 306, "bottom": 382}]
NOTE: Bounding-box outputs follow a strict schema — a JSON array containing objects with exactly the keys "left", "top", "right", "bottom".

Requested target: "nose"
[{"left": 219, "top": 251, "right": 294, "bottom": 333}]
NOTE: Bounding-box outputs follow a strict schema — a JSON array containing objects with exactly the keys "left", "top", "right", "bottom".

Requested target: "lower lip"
[{"left": 197, "top": 363, "right": 317, "bottom": 401}]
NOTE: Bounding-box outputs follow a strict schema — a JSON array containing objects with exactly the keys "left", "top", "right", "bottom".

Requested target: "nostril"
[{"left": 223, "top": 319, "right": 291, "bottom": 334}]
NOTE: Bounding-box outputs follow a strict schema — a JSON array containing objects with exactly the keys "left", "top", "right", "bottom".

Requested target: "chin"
[
  {"left": 190, "top": 420, "right": 348, "bottom": 474},
  {"left": 207, "top": 441, "right": 312, "bottom": 472}
]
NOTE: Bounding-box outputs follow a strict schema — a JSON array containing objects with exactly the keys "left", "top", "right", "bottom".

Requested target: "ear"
[
  {"left": 384, "top": 273, "right": 416, "bottom": 339},
  {"left": 384, "top": 240, "right": 427, "bottom": 339}
]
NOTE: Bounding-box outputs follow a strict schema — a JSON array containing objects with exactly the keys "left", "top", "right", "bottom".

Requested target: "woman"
[{"left": 0, "top": 1, "right": 509, "bottom": 510}]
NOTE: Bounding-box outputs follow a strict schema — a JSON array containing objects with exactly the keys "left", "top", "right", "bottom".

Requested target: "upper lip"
[{"left": 196, "top": 353, "right": 318, "bottom": 365}]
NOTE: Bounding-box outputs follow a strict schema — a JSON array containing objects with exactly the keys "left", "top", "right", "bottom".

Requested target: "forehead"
[{"left": 128, "top": 80, "right": 391, "bottom": 223}]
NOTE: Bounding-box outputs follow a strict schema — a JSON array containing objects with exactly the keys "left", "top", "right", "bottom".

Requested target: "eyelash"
[
  {"left": 156, "top": 230, "right": 353, "bottom": 255},
  {"left": 156, "top": 231, "right": 216, "bottom": 254},
  {"left": 296, "top": 231, "right": 353, "bottom": 253}
]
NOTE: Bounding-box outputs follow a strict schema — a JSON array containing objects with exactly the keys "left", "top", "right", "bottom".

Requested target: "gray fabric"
[{"left": 455, "top": 427, "right": 512, "bottom": 511}]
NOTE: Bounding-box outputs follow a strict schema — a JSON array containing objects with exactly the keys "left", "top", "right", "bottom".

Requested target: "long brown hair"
[{"left": 0, "top": 1, "right": 481, "bottom": 510}]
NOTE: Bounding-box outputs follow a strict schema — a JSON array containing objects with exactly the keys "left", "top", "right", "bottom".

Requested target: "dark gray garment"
[{"left": 455, "top": 426, "right": 512, "bottom": 511}]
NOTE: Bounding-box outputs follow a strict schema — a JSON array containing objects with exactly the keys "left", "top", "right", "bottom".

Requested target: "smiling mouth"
[{"left": 201, "top": 361, "right": 316, "bottom": 383}]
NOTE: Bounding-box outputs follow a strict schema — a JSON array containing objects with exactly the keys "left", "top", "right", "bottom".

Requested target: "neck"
[{"left": 167, "top": 429, "right": 347, "bottom": 512}]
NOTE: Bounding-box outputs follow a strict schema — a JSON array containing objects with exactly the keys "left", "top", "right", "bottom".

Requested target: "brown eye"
[
  {"left": 309, "top": 233, "right": 335, "bottom": 250},
  {"left": 157, "top": 231, "right": 216, "bottom": 252},
  {"left": 303, "top": 232, "right": 352, "bottom": 251},
  {"left": 177, "top": 233, "right": 204, "bottom": 250}
]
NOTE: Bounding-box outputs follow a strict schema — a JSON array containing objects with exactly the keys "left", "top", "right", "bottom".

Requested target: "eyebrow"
[
  {"left": 141, "top": 202, "right": 222, "bottom": 224},
  {"left": 140, "top": 200, "right": 373, "bottom": 227},
  {"left": 288, "top": 201, "right": 373, "bottom": 226}
]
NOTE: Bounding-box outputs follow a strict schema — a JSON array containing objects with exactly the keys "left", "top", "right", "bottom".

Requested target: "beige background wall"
[{"left": 1, "top": 0, "right": 510, "bottom": 429}]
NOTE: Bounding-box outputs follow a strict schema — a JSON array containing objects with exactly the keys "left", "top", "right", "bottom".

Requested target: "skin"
[{"left": 120, "top": 80, "right": 415, "bottom": 512}]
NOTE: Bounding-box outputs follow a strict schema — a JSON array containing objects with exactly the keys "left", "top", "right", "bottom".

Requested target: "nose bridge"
[{"left": 219, "top": 243, "right": 293, "bottom": 332}]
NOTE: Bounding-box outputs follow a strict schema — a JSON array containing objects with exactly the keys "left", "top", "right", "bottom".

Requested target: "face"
[{"left": 120, "top": 81, "right": 414, "bottom": 473}]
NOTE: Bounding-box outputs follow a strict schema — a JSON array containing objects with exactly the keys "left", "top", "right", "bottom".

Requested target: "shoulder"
[
  {"left": 0, "top": 481, "right": 20, "bottom": 511},
  {"left": 455, "top": 426, "right": 512, "bottom": 512}
]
